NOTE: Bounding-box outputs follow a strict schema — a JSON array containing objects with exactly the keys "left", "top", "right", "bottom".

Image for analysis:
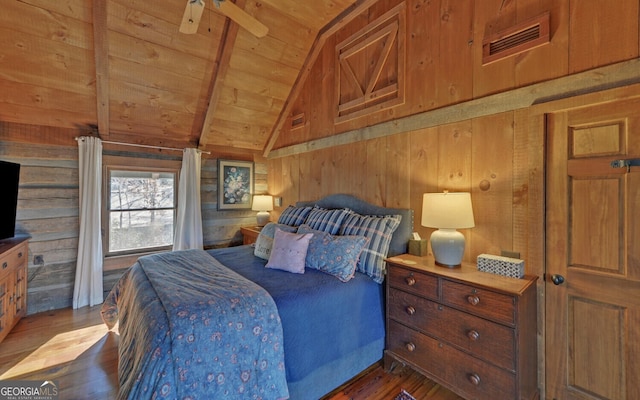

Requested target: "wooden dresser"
[
  {"left": 0, "top": 235, "right": 29, "bottom": 343},
  {"left": 385, "top": 254, "right": 538, "bottom": 400}
]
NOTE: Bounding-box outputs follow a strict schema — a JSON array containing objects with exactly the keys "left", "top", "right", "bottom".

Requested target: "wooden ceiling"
[{"left": 0, "top": 0, "right": 366, "bottom": 156}]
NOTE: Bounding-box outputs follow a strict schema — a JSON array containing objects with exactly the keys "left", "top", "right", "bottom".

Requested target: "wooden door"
[{"left": 546, "top": 98, "right": 640, "bottom": 399}]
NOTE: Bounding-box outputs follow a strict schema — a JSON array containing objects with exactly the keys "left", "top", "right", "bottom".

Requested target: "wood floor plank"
[{"left": 0, "top": 307, "right": 463, "bottom": 400}]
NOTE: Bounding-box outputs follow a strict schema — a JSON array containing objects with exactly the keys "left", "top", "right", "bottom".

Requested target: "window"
[{"left": 105, "top": 168, "right": 177, "bottom": 255}]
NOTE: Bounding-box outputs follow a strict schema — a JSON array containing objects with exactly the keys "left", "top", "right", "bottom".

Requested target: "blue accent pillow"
[
  {"left": 254, "top": 222, "right": 297, "bottom": 260},
  {"left": 339, "top": 213, "right": 402, "bottom": 283},
  {"left": 277, "top": 205, "right": 313, "bottom": 227},
  {"left": 303, "top": 207, "right": 350, "bottom": 235},
  {"left": 297, "top": 224, "right": 369, "bottom": 282}
]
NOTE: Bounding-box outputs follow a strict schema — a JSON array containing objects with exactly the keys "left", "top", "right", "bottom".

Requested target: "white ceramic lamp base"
[
  {"left": 256, "top": 211, "right": 270, "bottom": 227},
  {"left": 430, "top": 228, "right": 465, "bottom": 267}
]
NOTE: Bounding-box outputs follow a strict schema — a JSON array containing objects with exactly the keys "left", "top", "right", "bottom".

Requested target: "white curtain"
[
  {"left": 173, "top": 148, "right": 203, "bottom": 250},
  {"left": 73, "top": 137, "right": 104, "bottom": 309}
]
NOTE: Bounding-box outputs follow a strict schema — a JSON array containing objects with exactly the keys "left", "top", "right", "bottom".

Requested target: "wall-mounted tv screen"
[{"left": 0, "top": 160, "right": 20, "bottom": 240}]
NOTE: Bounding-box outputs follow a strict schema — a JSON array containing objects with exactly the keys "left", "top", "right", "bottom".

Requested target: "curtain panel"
[
  {"left": 73, "top": 136, "right": 104, "bottom": 309},
  {"left": 173, "top": 148, "right": 203, "bottom": 250}
]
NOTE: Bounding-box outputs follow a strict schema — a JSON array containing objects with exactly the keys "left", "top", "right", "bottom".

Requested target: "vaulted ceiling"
[{"left": 0, "top": 0, "right": 367, "bottom": 156}]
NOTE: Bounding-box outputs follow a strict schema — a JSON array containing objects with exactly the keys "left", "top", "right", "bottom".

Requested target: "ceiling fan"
[{"left": 179, "top": 0, "right": 269, "bottom": 38}]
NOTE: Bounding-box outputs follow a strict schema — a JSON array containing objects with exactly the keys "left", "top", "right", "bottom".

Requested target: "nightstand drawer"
[
  {"left": 441, "top": 279, "right": 516, "bottom": 325},
  {"left": 388, "top": 288, "right": 516, "bottom": 370},
  {"left": 388, "top": 321, "right": 516, "bottom": 400},
  {"left": 387, "top": 265, "right": 438, "bottom": 300}
]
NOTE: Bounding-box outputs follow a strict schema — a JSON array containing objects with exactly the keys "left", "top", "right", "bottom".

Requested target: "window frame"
[{"left": 102, "top": 155, "right": 181, "bottom": 271}]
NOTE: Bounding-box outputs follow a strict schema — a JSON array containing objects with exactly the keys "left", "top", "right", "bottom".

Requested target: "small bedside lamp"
[
  {"left": 252, "top": 195, "right": 273, "bottom": 227},
  {"left": 421, "top": 192, "right": 475, "bottom": 267}
]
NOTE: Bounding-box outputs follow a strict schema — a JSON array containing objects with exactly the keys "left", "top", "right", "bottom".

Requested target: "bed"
[{"left": 102, "top": 194, "right": 413, "bottom": 400}]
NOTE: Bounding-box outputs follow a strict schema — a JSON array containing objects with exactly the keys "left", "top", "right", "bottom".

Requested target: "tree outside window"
[{"left": 108, "top": 170, "right": 176, "bottom": 254}]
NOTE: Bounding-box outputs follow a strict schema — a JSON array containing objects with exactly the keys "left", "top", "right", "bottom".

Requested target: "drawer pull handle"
[
  {"left": 405, "top": 342, "right": 416, "bottom": 352},
  {"left": 2, "top": 262, "right": 7, "bottom": 270},
  {"left": 18, "top": 252, "right": 23, "bottom": 258},
  {"left": 467, "top": 295, "right": 480, "bottom": 306},
  {"left": 406, "top": 306, "right": 416, "bottom": 315},
  {"left": 405, "top": 276, "right": 416, "bottom": 286},
  {"left": 468, "top": 373, "right": 481, "bottom": 385},
  {"left": 467, "top": 330, "right": 480, "bottom": 341}
]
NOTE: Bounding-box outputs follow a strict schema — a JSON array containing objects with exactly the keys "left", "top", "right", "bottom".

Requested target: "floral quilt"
[{"left": 101, "top": 249, "right": 289, "bottom": 400}]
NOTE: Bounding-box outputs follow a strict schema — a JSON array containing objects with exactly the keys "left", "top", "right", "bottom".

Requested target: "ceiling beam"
[
  {"left": 262, "top": 0, "right": 379, "bottom": 157},
  {"left": 92, "top": 0, "right": 110, "bottom": 138},
  {"left": 198, "top": 0, "right": 245, "bottom": 150}
]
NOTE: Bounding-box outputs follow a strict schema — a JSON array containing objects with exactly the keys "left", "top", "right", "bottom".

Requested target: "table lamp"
[
  {"left": 421, "top": 192, "right": 475, "bottom": 267},
  {"left": 252, "top": 195, "right": 273, "bottom": 227}
]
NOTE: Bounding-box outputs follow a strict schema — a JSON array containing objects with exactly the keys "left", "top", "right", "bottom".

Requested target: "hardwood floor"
[{"left": 0, "top": 307, "right": 463, "bottom": 400}]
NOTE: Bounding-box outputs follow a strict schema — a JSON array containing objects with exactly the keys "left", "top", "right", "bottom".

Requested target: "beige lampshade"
[
  {"left": 422, "top": 192, "right": 475, "bottom": 267},
  {"left": 421, "top": 192, "right": 475, "bottom": 229},
  {"left": 252, "top": 195, "right": 274, "bottom": 211}
]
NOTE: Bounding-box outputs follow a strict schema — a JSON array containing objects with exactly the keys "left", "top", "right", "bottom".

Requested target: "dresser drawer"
[
  {"left": 388, "top": 321, "right": 517, "bottom": 400},
  {"left": 0, "top": 242, "right": 27, "bottom": 279},
  {"left": 387, "top": 320, "right": 448, "bottom": 376},
  {"left": 389, "top": 288, "right": 516, "bottom": 370},
  {"left": 444, "top": 340, "right": 517, "bottom": 400},
  {"left": 387, "top": 265, "right": 438, "bottom": 300},
  {"left": 442, "top": 279, "right": 516, "bottom": 325}
]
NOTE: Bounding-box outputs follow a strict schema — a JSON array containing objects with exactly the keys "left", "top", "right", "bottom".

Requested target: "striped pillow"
[
  {"left": 277, "top": 205, "right": 313, "bottom": 227},
  {"left": 304, "top": 207, "right": 350, "bottom": 235},
  {"left": 339, "top": 213, "right": 402, "bottom": 283}
]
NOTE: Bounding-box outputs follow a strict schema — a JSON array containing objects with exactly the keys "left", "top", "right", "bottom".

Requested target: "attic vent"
[
  {"left": 290, "top": 113, "right": 305, "bottom": 130},
  {"left": 482, "top": 12, "right": 550, "bottom": 65}
]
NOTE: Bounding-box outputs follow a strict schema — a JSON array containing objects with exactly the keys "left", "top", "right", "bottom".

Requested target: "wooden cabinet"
[
  {"left": 385, "top": 254, "right": 538, "bottom": 400},
  {"left": 240, "top": 226, "right": 262, "bottom": 245},
  {"left": 0, "top": 236, "right": 29, "bottom": 343}
]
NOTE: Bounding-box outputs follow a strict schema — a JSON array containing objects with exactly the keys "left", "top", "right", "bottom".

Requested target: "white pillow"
[{"left": 254, "top": 222, "right": 297, "bottom": 260}]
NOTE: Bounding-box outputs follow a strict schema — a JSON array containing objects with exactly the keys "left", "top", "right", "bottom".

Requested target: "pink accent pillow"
[{"left": 265, "top": 229, "right": 314, "bottom": 274}]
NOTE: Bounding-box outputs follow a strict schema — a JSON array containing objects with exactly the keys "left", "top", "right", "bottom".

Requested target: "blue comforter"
[
  {"left": 208, "top": 246, "right": 386, "bottom": 400},
  {"left": 101, "top": 249, "right": 289, "bottom": 400}
]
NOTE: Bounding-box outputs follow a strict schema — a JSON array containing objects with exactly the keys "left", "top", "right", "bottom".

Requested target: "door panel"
[
  {"left": 570, "top": 177, "right": 621, "bottom": 272},
  {"left": 546, "top": 98, "right": 640, "bottom": 400}
]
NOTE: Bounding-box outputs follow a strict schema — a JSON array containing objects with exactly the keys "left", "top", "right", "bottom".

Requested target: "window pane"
[
  {"left": 109, "top": 210, "right": 174, "bottom": 252},
  {"left": 110, "top": 171, "right": 175, "bottom": 210}
]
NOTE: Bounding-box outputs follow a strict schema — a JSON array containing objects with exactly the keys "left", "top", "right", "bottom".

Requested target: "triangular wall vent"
[{"left": 482, "top": 12, "right": 550, "bottom": 65}]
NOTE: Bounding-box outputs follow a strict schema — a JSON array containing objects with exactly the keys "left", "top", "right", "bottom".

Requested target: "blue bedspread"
[
  {"left": 101, "top": 249, "right": 289, "bottom": 400},
  {"left": 207, "top": 245, "right": 386, "bottom": 400}
]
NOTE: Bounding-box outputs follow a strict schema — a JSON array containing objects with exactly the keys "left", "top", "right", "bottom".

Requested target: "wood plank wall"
[
  {"left": 267, "top": 0, "right": 640, "bottom": 272},
  {"left": 0, "top": 126, "right": 267, "bottom": 314},
  {"left": 268, "top": 114, "right": 525, "bottom": 263},
  {"left": 275, "top": 0, "right": 640, "bottom": 149}
]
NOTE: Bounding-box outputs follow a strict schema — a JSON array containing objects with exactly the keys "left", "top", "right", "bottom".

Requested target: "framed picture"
[{"left": 217, "top": 159, "right": 254, "bottom": 210}]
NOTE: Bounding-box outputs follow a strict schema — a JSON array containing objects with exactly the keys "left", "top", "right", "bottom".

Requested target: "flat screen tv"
[{"left": 0, "top": 160, "right": 20, "bottom": 240}]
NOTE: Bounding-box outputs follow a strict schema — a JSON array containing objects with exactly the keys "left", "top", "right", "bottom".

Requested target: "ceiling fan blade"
[
  {"left": 216, "top": 0, "right": 269, "bottom": 38},
  {"left": 179, "top": 0, "right": 205, "bottom": 34}
]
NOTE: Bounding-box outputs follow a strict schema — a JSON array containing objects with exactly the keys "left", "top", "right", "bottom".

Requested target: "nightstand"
[
  {"left": 384, "top": 254, "right": 538, "bottom": 400},
  {"left": 240, "top": 226, "right": 262, "bottom": 245}
]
